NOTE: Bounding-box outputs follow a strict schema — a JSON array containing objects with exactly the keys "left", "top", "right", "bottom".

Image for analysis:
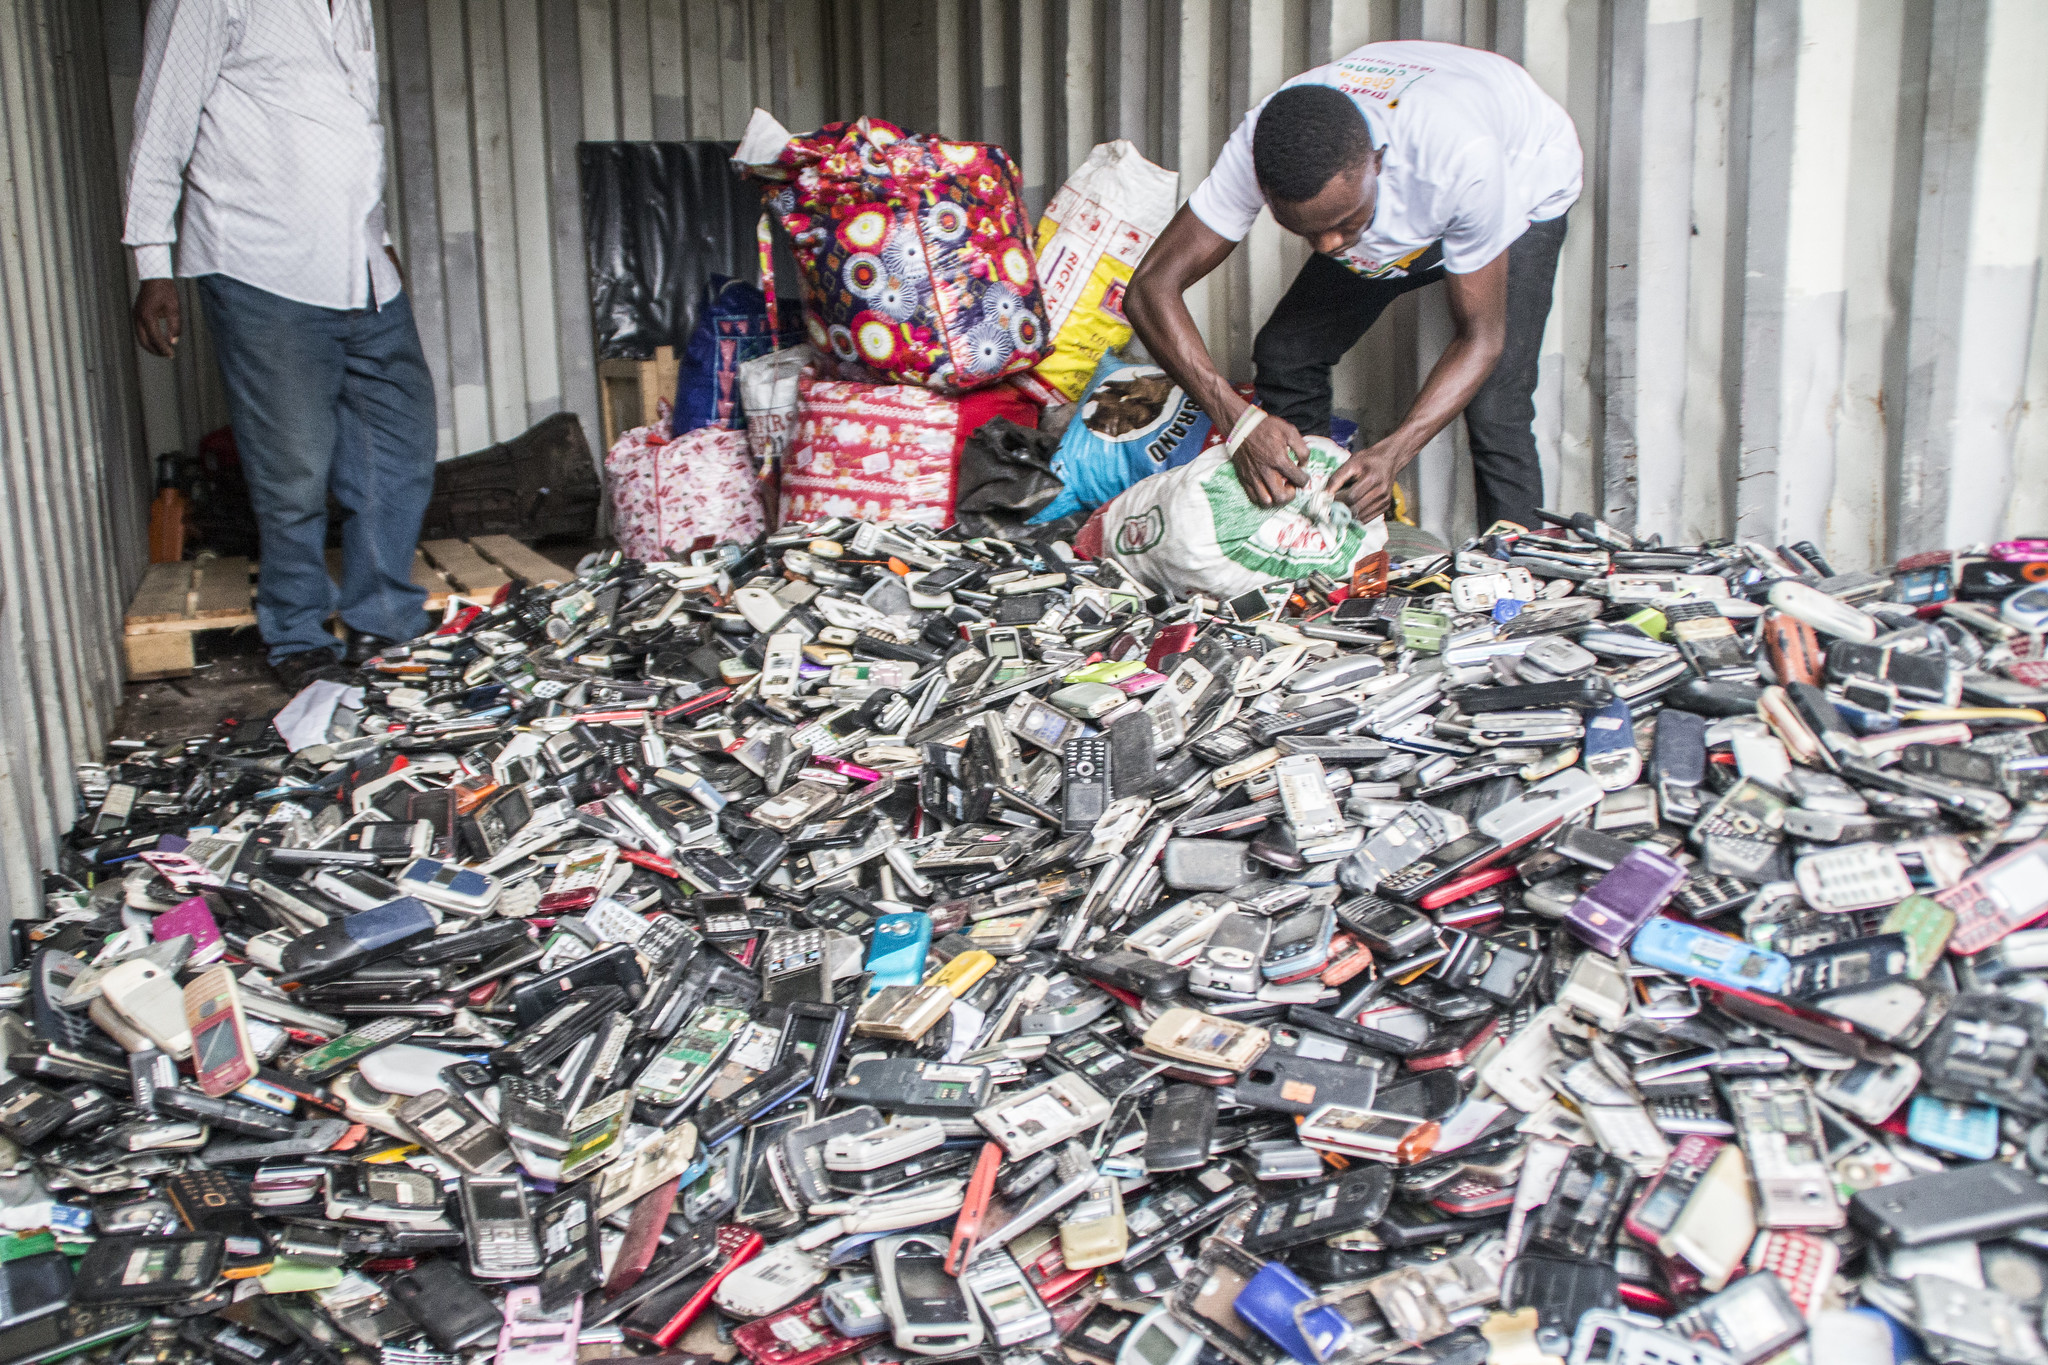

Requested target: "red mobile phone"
[
  {"left": 183, "top": 965, "right": 257, "bottom": 1096},
  {"left": 731, "top": 1297, "right": 876, "bottom": 1365}
]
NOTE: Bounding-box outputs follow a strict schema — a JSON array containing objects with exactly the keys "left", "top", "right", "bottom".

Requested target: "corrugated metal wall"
[
  {"left": 824, "top": 0, "right": 2048, "bottom": 564},
  {"left": 109, "top": 0, "right": 2048, "bottom": 563},
  {"left": 102, "top": 0, "right": 828, "bottom": 465},
  {"left": 0, "top": 0, "right": 152, "bottom": 919}
]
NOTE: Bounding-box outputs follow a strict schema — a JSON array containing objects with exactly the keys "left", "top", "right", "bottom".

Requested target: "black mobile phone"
[
  {"left": 774, "top": 1003, "right": 850, "bottom": 1097},
  {"left": 1232, "top": 1054, "right": 1378, "bottom": 1116},
  {"left": 72, "top": 1234, "right": 225, "bottom": 1305},
  {"left": 387, "top": 1258, "right": 499, "bottom": 1352},
  {"left": 536, "top": 1182, "right": 602, "bottom": 1311},
  {"left": 1243, "top": 1168, "right": 1394, "bottom": 1254},
  {"left": 507, "top": 943, "right": 646, "bottom": 1027},
  {"left": 1142, "top": 1084, "right": 1217, "bottom": 1173},
  {"left": 829, "top": 1056, "right": 992, "bottom": 1116},
  {"left": 1061, "top": 737, "right": 1111, "bottom": 834},
  {"left": 1062, "top": 949, "right": 1187, "bottom": 1002},
  {"left": 1849, "top": 1160, "right": 2048, "bottom": 1247},
  {"left": 494, "top": 989, "right": 629, "bottom": 1075},
  {"left": 695, "top": 1058, "right": 814, "bottom": 1147}
]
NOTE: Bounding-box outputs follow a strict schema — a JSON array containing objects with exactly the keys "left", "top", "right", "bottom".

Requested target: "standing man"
[
  {"left": 1127, "top": 41, "right": 1581, "bottom": 533},
  {"left": 125, "top": 0, "right": 437, "bottom": 690}
]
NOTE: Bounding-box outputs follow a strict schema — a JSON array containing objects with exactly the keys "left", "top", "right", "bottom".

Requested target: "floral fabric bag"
[{"left": 733, "top": 109, "right": 1050, "bottom": 394}]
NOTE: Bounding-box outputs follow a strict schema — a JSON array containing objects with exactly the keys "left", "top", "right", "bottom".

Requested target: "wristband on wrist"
[{"left": 1225, "top": 405, "right": 1269, "bottom": 457}]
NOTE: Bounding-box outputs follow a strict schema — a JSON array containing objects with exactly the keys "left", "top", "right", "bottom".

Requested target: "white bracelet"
[{"left": 1225, "top": 405, "right": 1269, "bottom": 457}]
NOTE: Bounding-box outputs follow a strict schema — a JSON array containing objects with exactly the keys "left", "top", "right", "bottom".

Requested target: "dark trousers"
[
  {"left": 197, "top": 275, "right": 438, "bottom": 661},
  {"left": 1252, "top": 214, "right": 1569, "bottom": 531}
]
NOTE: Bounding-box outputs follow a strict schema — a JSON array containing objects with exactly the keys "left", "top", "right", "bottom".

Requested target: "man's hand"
[
  {"left": 1326, "top": 435, "right": 1412, "bottom": 521},
  {"left": 1232, "top": 414, "right": 1313, "bottom": 508},
  {"left": 132, "top": 279, "right": 180, "bottom": 357}
]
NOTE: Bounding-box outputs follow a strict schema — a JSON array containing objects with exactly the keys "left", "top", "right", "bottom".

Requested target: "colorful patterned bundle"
[{"left": 734, "top": 110, "right": 1050, "bottom": 394}]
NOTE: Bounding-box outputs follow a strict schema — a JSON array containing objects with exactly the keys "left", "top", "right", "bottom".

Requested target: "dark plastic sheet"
[{"left": 580, "top": 141, "right": 761, "bottom": 361}]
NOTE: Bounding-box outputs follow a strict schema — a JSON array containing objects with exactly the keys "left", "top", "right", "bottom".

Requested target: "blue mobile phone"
[
  {"left": 1906, "top": 1096, "right": 1999, "bottom": 1160},
  {"left": 1233, "top": 1262, "right": 1348, "bottom": 1364},
  {"left": 1629, "top": 917, "right": 1791, "bottom": 995},
  {"left": 864, "top": 913, "right": 933, "bottom": 994}
]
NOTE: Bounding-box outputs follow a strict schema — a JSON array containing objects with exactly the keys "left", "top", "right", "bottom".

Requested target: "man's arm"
[
  {"left": 1126, "top": 206, "right": 1313, "bottom": 508},
  {"left": 1325, "top": 250, "right": 1508, "bottom": 518},
  {"left": 125, "top": 0, "right": 229, "bottom": 357}
]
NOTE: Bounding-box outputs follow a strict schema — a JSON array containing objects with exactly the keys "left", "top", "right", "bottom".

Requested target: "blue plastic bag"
[
  {"left": 1030, "top": 358, "right": 1213, "bottom": 523},
  {"left": 673, "top": 275, "right": 802, "bottom": 435}
]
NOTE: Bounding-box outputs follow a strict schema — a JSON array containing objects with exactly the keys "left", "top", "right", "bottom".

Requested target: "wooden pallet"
[{"left": 123, "top": 536, "right": 575, "bottom": 681}]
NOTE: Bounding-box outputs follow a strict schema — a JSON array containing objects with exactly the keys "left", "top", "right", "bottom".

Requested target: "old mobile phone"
[
  {"left": 960, "top": 1249, "right": 1052, "bottom": 1346},
  {"left": 388, "top": 1256, "right": 501, "bottom": 1353},
  {"left": 1850, "top": 1159, "right": 2048, "bottom": 1248},
  {"left": 182, "top": 966, "right": 256, "bottom": 1096},
  {"left": 864, "top": 913, "right": 933, "bottom": 992},
  {"left": 1275, "top": 755, "right": 1343, "bottom": 839},
  {"left": 460, "top": 1175, "right": 542, "bottom": 1279},
  {"left": 832, "top": 1056, "right": 992, "bottom": 1116},
  {"left": 276, "top": 897, "right": 438, "bottom": 985},
  {"left": 1062, "top": 736, "right": 1112, "bottom": 834},
  {"left": 775, "top": 1003, "right": 850, "bottom": 1098},
  {"left": 1187, "top": 913, "right": 1270, "bottom": 999},
  {"left": 1722, "top": 1075, "right": 1843, "bottom": 1228},
  {"left": 398, "top": 1088, "right": 514, "bottom": 1175},
  {"left": 634, "top": 1004, "right": 752, "bottom": 1113},
  {"left": 538, "top": 842, "right": 617, "bottom": 914},
  {"left": 977, "top": 1072, "right": 1112, "bottom": 1159},
  {"left": 874, "top": 1232, "right": 982, "bottom": 1355},
  {"left": 164, "top": 1170, "right": 271, "bottom": 1279},
  {"left": 1621, "top": 1134, "right": 1724, "bottom": 1247},
  {"left": 1142, "top": 1084, "right": 1217, "bottom": 1172},
  {"left": 395, "top": 858, "right": 499, "bottom": 915},
  {"left": 72, "top": 1234, "right": 224, "bottom": 1305}
]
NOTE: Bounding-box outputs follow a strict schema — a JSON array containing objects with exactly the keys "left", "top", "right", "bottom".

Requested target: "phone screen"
[
  {"left": 468, "top": 1183, "right": 525, "bottom": 1222},
  {"left": 896, "top": 1250, "right": 958, "bottom": 1315},
  {"left": 192, "top": 1014, "right": 243, "bottom": 1074}
]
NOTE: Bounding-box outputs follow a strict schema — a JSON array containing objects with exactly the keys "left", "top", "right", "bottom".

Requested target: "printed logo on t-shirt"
[
  {"left": 1338, "top": 242, "right": 1438, "bottom": 281},
  {"left": 1330, "top": 56, "right": 1437, "bottom": 107}
]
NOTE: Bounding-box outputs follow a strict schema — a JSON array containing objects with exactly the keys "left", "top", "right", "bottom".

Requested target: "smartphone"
[{"left": 182, "top": 967, "right": 256, "bottom": 1096}]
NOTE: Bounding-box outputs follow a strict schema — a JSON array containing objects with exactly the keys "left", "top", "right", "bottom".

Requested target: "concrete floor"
[{"left": 114, "top": 630, "right": 292, "bottom": 744}]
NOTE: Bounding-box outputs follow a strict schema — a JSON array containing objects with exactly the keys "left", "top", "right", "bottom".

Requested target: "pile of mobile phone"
[{"left": 36, "top": 508, "right": 2048, "bottom": 1365}]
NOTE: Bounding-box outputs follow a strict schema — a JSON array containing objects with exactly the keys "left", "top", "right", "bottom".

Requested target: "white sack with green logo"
[{"left": 1098, "top": 435, "right": 1385, "bottom": 599}]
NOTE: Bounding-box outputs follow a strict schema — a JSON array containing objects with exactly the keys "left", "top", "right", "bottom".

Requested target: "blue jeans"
[{"left": 197, "top": 274, "right": 437, "bottom": 661}]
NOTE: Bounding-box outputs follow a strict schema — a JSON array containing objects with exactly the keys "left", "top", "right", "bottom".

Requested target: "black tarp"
[{"left": 580, "top": 141, "right": 763, "bottom": 361}]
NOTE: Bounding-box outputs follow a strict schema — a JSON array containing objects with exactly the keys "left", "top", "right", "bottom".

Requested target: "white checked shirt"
[{"left": 123, "top": 0, "right": 402, "bottom": 311}]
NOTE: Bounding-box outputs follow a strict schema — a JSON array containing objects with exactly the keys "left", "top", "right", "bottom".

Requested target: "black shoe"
[
  {"left": 343, "top": 629, "right": 397, "bottom": 667},
  {"left": 270, "top": 647, "right": 344, "bottom": 692}
]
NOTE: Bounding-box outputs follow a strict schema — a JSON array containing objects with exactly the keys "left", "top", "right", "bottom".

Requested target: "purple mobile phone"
[
  {"left": 1565, "top": 848, "right": 1687, "bottom": 955},
  {"left": 154, "top": 893, "right": 226, "bottom": 966}
]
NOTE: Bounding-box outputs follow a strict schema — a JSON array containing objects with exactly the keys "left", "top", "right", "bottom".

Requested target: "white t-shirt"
[{"left": 1187, "top": 41, "right": 1582, "bottom": 278}]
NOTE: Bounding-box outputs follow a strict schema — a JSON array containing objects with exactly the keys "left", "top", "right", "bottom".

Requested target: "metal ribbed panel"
[
  {"left": 817, "top": 0, "right": 2048, "bottom": 566},
  {"left": 105, "top": 1, "right": 2048, "bottom": 565},
  {"left": 0, "top": 0, "right": 151, "bottom": 924},
  {"left": 100, "top": 0, "right": 821, "bottom": 466}
]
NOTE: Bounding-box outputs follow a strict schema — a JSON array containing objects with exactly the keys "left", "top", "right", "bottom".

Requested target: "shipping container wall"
[
  {"left": 108, "top": 0, "right": 2048, "bottom": 566},
  {"left": 825, "top": 0, "right": 2048, "bottom": 566},
  {"left": 102, "top": 0, "right": 829, "bottom": 466},
  {"left": 0, "top": 0, "right": 153, "bottom": 918}
]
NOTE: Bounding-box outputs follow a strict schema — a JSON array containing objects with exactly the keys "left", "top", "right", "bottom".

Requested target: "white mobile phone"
[
  {"left": 99, "top": 959, "right": 193, "bottom": 1058},
  {"left": 396, "top": 858, "right": 500, "bottom": 914},
  {"left": 1276, "top": 754, "right": 1344, "bottom": 840},
  {"left": 975, "top": 1072, "right": 1112, "bottom": 1160},
  {"left": 759, "top": 631, "right": 805, "bottom": 698}
]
